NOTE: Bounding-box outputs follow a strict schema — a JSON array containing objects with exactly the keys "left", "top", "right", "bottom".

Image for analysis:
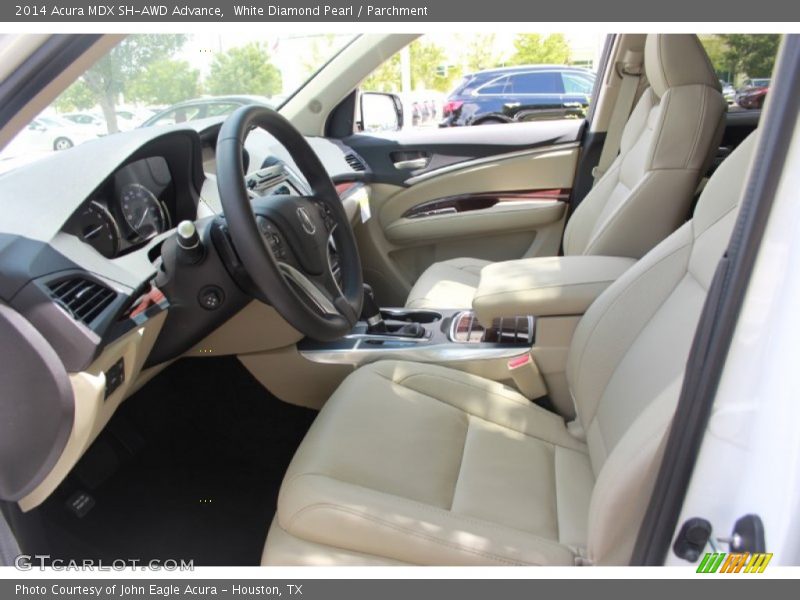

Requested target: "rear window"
[
  {"left": 477, "top": 76, "right": 510, "bottom": 95},
  {"left": 507, "top": 71, "right": 564, "bottom": 94},
  {"left": 449, "top": 76, "right": 473, "bottom": 96},
  {"left": 562, "top": 73, "right": 594, "bottom": 94}
]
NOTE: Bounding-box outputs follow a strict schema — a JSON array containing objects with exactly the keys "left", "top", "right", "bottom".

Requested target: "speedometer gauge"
[
  {"left": 76, "top": 201, "right": 120, "bottom": 258},
  {"left": 119, "top": 183, "right": 169, "bottom": 239}
]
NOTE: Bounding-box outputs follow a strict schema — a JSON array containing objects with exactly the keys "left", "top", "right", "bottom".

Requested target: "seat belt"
[{"left": 592, "top": 50, "right": 644, "bottom": 185}]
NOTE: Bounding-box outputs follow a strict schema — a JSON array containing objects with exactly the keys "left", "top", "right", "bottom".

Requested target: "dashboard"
[
  {"left": 62, "top": 156, "right": 176, "bottom": 259},
  {"left": 0, "top": 117, "right": 369, "bottom": 373}
]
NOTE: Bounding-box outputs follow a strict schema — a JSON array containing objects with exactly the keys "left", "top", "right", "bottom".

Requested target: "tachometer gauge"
[
  {"left": 75, "top": 201, "right": 120, "bottom": 258},
  {"left": 119, "top": 183, "right": 169, "bottom": 239}
]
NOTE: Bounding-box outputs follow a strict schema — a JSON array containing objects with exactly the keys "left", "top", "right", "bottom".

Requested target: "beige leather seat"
[
  {"left": 406, "top": 34, "right": 726, "bottom": 310},
  {"left": 263, "top": 132, "right": 757, "bottom": 565}
]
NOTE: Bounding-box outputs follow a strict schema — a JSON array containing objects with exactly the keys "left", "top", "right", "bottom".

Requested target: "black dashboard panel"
[
  {"left": 0, "top": 126, "right": 206, "bottom": 371},
  {"left": 62, "top": 156, "right": 176, "bottom": 259}
]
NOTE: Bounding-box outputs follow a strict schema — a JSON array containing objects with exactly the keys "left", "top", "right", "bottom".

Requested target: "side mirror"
[{"left": 359, "top": 92, "right": 404, "bottom": 133}]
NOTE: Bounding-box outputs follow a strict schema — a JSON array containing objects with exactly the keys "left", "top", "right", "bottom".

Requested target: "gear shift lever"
[
  {"left": 361, "top": 284, "right": 425, "bottom": 338},
  {"left": 361, "top": 284, "right": 386, "bottom": 332}
]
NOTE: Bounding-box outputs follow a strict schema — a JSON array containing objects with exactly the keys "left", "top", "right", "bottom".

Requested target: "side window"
[
  {"left": 360, "top": 32, "right": 606, "bottom": 129},
  {"left": 205, "top": 103, "right": 239, "bottom": 117},
  {"left": 150, "top": 105, "right": 203, "bottom": 126},
  {"left": 183, "top": 106, "right": 206, "bottom": 122},
  {"left": 508, "top": 72, "right": 564, "bottom": 94},
  {"left": 562, "top": 73, "right": 594, "bottom": 95},
  {"left": 477, "top": 76, "right": 509, "bottom": 95},
  {"left": 698, "top": 34, "right": 780, "bottom": 112},
  {"left": 150, "top": 110, "right": 179, "bottom": 126}
]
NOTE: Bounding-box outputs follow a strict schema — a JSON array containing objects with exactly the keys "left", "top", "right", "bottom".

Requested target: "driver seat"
[
  {"left": 262, "top": 131, "right": 757, "bottom": 565},
  {"left": 405, "top": 34, "right": 725, "bottom": 311}
]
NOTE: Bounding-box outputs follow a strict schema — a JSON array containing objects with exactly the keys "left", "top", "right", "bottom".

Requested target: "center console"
[
  {"left": 298, "top": 255, "right": 640, "bottom": 415},
  {"left": 298, "top": 304, "right": 535, "bottom": 367}
]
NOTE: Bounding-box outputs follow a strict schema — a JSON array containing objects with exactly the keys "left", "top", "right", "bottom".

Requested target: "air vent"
[
  {"left": 345, "top": 153, "right": 366, "bottom": 172},
  {"left": 48, "top": 277, "right": 116, "bottom": 326}
]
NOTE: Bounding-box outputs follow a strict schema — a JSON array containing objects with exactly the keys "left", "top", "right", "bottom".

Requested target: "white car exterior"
[{"left": 2, "top": 115, "right": 97, "bottom": 158}]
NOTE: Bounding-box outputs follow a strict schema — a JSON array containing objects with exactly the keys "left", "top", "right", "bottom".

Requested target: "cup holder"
[{"left": 380, "top": 309, "right": 442, "bottom": 324}]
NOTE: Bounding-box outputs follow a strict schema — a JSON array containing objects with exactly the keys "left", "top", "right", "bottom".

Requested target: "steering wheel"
[{"left": 215, "top": 105, "right": 363, "bottom": 341}]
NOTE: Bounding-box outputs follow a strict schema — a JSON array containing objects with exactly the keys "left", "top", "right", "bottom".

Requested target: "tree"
[
  {"left": 301, "top": 34, "right": 339, "bottom": 79},
  {"left": 127, "top": 59, "right": 201, "bottom": 106},
  {"left": 459, "top": 33, "right": 500, "bottom": 73},
  {"left": 698, "top": 35, "right": 736, "bottom": 82},
  {"left": 206, "top": 42, "right": 282, "bottom": 98},
  {"left": 53, "top": 80, "right": 96, "bottom": 112},
  {"left": 508, "top": 34, "right": 571, "bottom": 66},
  {"left": 409, "top": 40, "right": 460, "bottom": 92},
  {"left": 720, "top": 34, "right": 781, "bottom": 83},
  {"left": 75, "top": 35, "right": 187, "bottom": 133},
  {"left": 362, "top": 39, "right": 460, "bottom": 94},
  {"left": 362, "top": 53, "right": 401, "bottom": 92}
]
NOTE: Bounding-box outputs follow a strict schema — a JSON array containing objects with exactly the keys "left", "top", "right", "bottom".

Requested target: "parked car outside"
[
  {"left": 62, "top": 111, "right": 108, "bottom": 136},
  {"left": 140, "top": 95, "right": 275, "bottom": 128},
  {"left": 115, "top": 108, "right": 151, "bottom": 130},
  {"left": 2, "top": 115, "right": 97, "bottom": 157},
  {"left": 719, "top": 80, "right": 735, "bottom": 104},
  {"left": 440, "top": 65, "right": 596, "bottom": 127},
  {"left": 735, "top": 78, "right": 771, "bottom": 109}
]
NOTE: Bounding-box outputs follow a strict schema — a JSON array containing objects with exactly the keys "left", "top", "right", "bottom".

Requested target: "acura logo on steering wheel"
[{"left": 297, "top": 207, "right": 316, "bottom": 235}]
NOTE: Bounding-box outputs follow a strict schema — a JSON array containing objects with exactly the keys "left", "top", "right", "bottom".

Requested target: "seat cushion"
[
  {"left": 405, "top": 258, "right": 489, "bottom": 309},
  {"left": 265, "top": 360, "right": 594, "bottom": 566}
]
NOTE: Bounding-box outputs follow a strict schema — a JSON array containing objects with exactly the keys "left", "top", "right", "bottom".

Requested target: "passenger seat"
[{"left": 406, "top": 34, "right": 726, "bottom": 310}]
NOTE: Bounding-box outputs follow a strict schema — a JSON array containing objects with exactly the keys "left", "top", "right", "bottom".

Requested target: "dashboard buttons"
[
  {"left": 256, "top": 216, "right": 287, "bottom": 259},
  {"left": 104, "top": 358, "right": 125, "bottom": 399},
  {"left": 315, "top": 201, "right": 336, "bottom": 231},
  {"left": 198, "top": 285, "right": 225, "bottom": 311}
]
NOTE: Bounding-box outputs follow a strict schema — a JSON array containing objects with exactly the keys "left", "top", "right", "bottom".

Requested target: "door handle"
[{"left": 393, "top": 157, "right": 429, "bottom": 170}]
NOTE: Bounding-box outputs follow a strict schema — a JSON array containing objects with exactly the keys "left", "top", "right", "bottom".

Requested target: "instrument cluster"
[{"left": 64, "top": 156, "right": 174, "bottom": 258}]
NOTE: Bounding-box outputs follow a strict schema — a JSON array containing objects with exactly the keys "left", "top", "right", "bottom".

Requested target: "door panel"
[
  {"left": 376, "top": 144, "right": 578, "bottom": 226},
  {"left": 384, "top": 199, "right": 566, "bottom": 244},
  {"left": 344, "top": 118, "right": 583, "bottom": 186},
  {"left": 347, "top": 124, "right": 581, "bottom": 305}
]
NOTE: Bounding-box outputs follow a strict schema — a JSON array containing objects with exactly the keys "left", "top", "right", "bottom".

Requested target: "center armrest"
[{"left": 472, "top": 255, "right": 636, "bottom": 325}]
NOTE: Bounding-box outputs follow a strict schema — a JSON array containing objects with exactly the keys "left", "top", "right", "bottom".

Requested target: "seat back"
[
  {"left": 562, "top": 34, "right": 726, "bottom": 259},
  {"left": 566, "top": 131, "right": 758, "bottom": 564}
]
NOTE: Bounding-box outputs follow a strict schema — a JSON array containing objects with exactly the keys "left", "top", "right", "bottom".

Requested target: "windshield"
[{"left": 0, "top": 33, "right": 357, "bottom": 171}]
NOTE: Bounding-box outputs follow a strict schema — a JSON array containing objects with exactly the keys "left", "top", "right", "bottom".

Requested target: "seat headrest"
[{"left": 645, "top": 34, "right": 721, "bottom": 97}]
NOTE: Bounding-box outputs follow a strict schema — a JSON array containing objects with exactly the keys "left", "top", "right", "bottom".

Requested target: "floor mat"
[{"left": 32, "top": 356, "right": 317, "bottom": 566}]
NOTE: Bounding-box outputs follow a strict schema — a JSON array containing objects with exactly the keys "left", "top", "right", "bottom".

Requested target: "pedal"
[
  {"left": 107, "top": 416, "right": 146, "bottom": 456},
  {"left": 65, "top": 490, "right": 96, "bottom": 518},
  {"left": 73, "top": 438, "right": 121, "bottom": 489}
]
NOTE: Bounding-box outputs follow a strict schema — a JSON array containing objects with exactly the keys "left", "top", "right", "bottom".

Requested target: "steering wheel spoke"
[{"left": 278, "top": 261, "right": 341, "bottom": 316}]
